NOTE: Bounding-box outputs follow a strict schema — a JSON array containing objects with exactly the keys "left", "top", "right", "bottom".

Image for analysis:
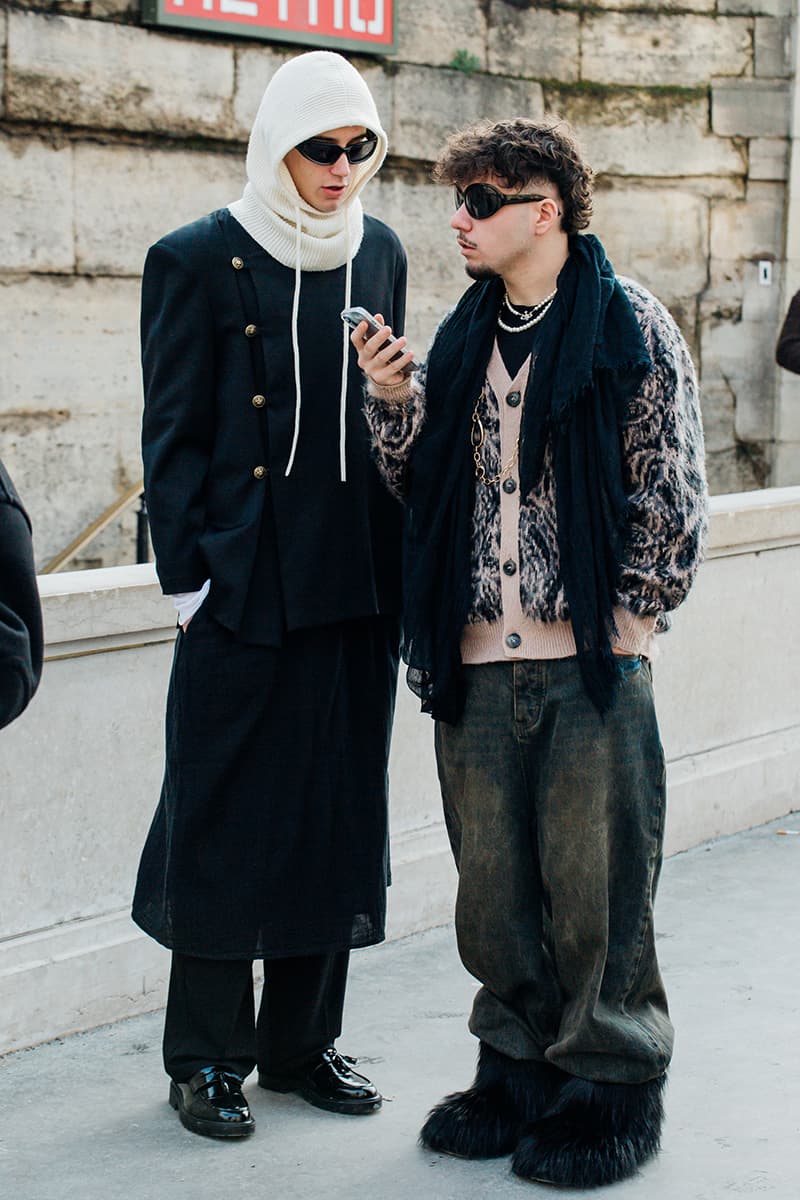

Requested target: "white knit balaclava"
[{"left": 228, "top": 52, "right": 388, "bottom": 480}]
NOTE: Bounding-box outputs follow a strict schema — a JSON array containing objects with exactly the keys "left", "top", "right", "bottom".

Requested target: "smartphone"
[{"left": 341, "top": 306, "right": 419, "bottom": 377}]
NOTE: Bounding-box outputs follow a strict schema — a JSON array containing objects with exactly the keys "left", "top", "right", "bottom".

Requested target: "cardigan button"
[
  {"left": 245, "top": 323, "right": 258, "bottom": 337},
  {"left": 505, "top": 632, "right": 522, "bottom": 649},
  {"left": 502, "top": 559, "right": 517, "bottom": 576},
  {"left": 253, "top": 465, "right": 267, "bottom": 480},
  {"left": 231, "top": 256, "right": 244, "bottom": 270},
  {"left": 252, "top": 394, "right": 266, "bottom": 408},
  {"left": 502, "top": 478, "right": 517, "bottom": 494},
  {"left": 506, "top": 391, "right": 521, "bottom": 407}
]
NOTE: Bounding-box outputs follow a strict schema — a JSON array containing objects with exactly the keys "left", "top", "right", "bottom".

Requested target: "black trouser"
[{"left": 163, "top": 950, "right": 351, "bottom": 1082}]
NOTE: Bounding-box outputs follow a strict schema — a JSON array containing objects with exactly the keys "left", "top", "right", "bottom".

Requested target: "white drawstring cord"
[
  {"left": 284, "top": 209, "right": 304, "bottom": 477},
  {"left": 339, "top": 225, "right": 353, "bottom": 483},
  {"left": 285, "top": 209, "right": 354, "bottom": 482}
]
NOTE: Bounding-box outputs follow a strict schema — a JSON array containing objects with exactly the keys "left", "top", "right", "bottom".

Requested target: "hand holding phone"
[{"left": 342, "top": 306, "right": 419, "bottom": 381}]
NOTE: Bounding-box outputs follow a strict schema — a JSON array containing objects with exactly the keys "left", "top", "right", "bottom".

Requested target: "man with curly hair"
[{"left": 352, "top": 118, "right": 707, "bottom": 1187}]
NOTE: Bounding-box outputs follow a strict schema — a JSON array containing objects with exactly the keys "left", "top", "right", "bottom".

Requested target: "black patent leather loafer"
[
  {"left": 169, "top": 1065, "right": 255, "bottom": 1138},
  {"left": 258, "top": 1047, "right": 382, "bottom": 1114}
]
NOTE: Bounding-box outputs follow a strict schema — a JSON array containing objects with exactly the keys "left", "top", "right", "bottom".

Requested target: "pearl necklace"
[{"left": 497, "top": 288, "right": 557, "bottom": 334}]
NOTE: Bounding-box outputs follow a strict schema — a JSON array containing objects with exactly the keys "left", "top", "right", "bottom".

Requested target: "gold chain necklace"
[{"left": 471, "top": 389, "right": 519, "bottom": 484}]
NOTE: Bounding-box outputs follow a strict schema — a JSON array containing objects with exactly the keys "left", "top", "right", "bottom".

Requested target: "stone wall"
[{"left": 0, "top": 0, "right": 796, "bottom": 567}]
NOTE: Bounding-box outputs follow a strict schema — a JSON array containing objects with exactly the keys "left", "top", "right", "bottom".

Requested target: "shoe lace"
[
  {"left": 323, "top": 1048, "right": 357, "bottom": 1072},
  {"left": 197, "top": 1066, "right": 242, "bottom": 1096}
]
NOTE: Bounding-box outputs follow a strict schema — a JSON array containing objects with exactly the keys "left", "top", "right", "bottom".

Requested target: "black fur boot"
[
  {"left": 420, "top": 1043, "right": 562, "bottom": 1159},
  {"left": 511, "top": 1073, "right": 667, "bottom": 1188}
]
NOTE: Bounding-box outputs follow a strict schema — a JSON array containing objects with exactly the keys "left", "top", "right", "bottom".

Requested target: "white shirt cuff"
[{"left": 170, "top": 580, "right": 210, "bottom": 627}]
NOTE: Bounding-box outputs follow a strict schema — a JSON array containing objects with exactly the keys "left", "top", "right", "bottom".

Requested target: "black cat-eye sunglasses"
[{"left": 295, "top": 134, "right": 378, "bottom": 166}]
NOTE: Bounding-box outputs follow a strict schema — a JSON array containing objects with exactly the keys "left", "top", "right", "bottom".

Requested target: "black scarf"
[{"left": 402, "top": 234, "right": 652, "bottom": 724}]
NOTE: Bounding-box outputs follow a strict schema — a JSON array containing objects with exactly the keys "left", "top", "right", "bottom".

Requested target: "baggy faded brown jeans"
[{"left": 435, "top": 656, "right": 674, "bottom": 1084}]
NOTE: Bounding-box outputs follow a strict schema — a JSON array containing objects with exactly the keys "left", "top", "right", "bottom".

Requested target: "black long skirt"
[{"left": 132, "top": 607, "right": 399, "bottom": 959}]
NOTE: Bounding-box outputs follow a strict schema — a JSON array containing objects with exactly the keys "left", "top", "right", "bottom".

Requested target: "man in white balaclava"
[{"left": 132, "top": 51, "right": 407, "bottom": 1140}]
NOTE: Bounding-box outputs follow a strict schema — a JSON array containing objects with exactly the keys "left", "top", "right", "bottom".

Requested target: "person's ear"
[{"left": 537, "top": 197, "right": 562, "bottom": 231}]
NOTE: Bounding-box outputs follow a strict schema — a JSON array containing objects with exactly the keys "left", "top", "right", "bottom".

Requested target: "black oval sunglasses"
[
  {"left": 455, "top": 183, "right": 551, "bottom": 221},
  {"left": 296, "top": 133, "right": 378, "bottom": 167}
]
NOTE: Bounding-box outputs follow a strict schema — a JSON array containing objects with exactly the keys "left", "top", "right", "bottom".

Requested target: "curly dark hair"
[{"left": 432, "top": 118, "right": 593, "bottom": 235}]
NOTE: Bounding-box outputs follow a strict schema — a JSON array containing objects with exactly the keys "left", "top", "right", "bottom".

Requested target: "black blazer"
[
  {"left": 141, "top": 208, "right": 407, "bottom": 643},
  {"left": 0, "top": 459, "right": 43, "bottom": 729}
]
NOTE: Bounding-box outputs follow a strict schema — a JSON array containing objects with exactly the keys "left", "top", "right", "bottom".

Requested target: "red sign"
[{"left": 143, "top": 0, "right": 395, "bottom": 52}]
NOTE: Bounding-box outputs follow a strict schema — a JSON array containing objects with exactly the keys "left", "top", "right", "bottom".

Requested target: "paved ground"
[{"left": 1, "top": 812, "right": 798, "bottom": 1200}]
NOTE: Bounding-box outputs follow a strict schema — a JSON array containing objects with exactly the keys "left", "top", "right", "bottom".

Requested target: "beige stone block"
[
  {"left": 749, "top": 138, "right": 789, "bottom": 181},
  {"left": 359, "top": 61, "right": 395, "bottom": 145},
  {"left": 232, "top": 43, "right": 293, "bottom": 141},
  {"left": 402, "top": 283, "right": 466, "bottom": 360},
  {"left": 7, "top": 11, "right": 235, "bottom": 137},
  {"left": 0, "top": 275, "right": 140, "bottom": 416},
  {"left": 583, "top": 14, "right": 751, "bottom": 87},
  {"left": 5, "top": 419, "right": 144, "bottom": 570},
  {"left": 396, "top": 0, "right": 485, "bottom": 69},
  {"left": 364, "top": 169, "right": 465, "bottom": 351},
  {"left": 701, "top": 267, "right": 783, "bottom": 440},
  {"left": 488, "top": 7, "right": 580, "bottom": 84},
  {"left": 700, "top": 314, "right": 777, "bottom": 442},
  {"left": 0, "top": 134, "right": 74, "bottom": 272},
  {"left": 712, "top": 79, "right": 791, "bottom": 137},
  {"left": 728, "top": 384, "right": 777, "bottom": 451},
  {"left": 68, "top": 505, "right": 141, "bottom": 570},
  {"left": 0, "top": 275, "right": 142, "bottom": 565},
  {"left": 711, "top": 182, "right": 785, "bottom": 260},
  {"left": 699, "top": 383, "right": 736, "bottom": 455},
  {"left": 591, "top": 183, "right": 709, "bottom": 306},
  {"left": 772, "top": 441, "right": 800, "bottom": 485},
  {"left": 74, "top": 142, "right": 244, "bottom": 276},
  {"left": 552, "top": 89, "right": 744, "bottom": 180},
  {"left": 706, "top": 445, "right": 766, "bottom": 493},
  {"left": 391, "top": 64, "right": 544, "bottom": 164},
  {"left": 678, "top": 177, "right": 745, "bottom": 202},
  {"left": 365, "top": 171, "right": 463, "bottom": 292},
  {"left": 754, "top": 16, "right": 792, "bottom": 78},
  {"left": 703, "top": 259, "right": 746, "bottom": 320},
  {"left": 719, "top": 0, "right": 791, "bottom": 15}
]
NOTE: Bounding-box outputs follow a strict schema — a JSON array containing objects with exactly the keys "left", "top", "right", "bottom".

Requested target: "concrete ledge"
[
  {"left": 39, "top": 562, "right": 175, "bottom": 651},
  {"left": 665, "top": 725, "right": 800, "bottom": 855},
  {"left": 706, "top": 486, "right": 800, "bottom": 554},
  {"left": 0, "top": 911, "right": 167, "bottom": 1053}
]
